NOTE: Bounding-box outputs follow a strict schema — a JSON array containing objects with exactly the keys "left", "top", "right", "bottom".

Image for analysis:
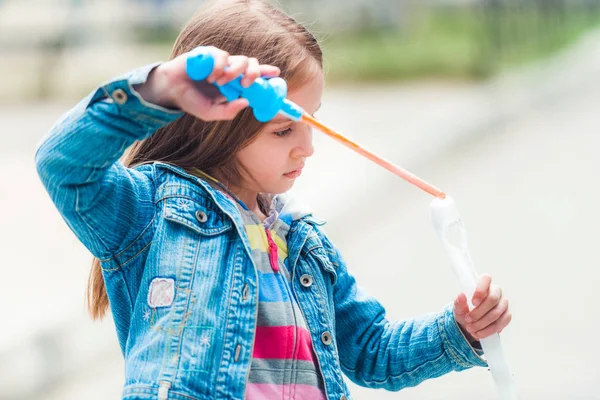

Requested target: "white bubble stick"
[
  {"left": 284, "top": 81, "right": 516, "bottom": 398},
  {"left": 430, "top": 195, "right": 519, "bottom": 400}
]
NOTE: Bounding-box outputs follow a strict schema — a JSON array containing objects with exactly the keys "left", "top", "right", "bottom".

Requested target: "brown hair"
[{"left": 87, "top": 0, "right": 323, "bottom": 320}]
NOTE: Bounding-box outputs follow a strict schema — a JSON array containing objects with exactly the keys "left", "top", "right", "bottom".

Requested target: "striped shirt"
[
  {"left": 239, "top": 195, "right": 327, "bottom": 400},
  {"left": 191, "top": 171, "right": 326, "bottom": 400}
]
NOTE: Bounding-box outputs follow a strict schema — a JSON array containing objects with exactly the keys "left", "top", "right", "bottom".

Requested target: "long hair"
[{"left": 87, "top": 0, "right": 323, "bottom": 320}]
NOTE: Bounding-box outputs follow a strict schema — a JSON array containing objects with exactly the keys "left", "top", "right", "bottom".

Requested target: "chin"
[
  {"left": 270, "top": 180, "right": 294, "bottom": 194},
  {"left": 274, "top": 185, "right": 293, "bottom": 194}
]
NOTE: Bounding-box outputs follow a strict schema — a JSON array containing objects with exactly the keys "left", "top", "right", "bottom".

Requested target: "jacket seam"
[
  {"left": 340, "top": 351, "right": 448, "bottom": 386},
  {"left": 123, "top": 386, "right": 199, "bottom": 399},
  {"left": 75, "top": 185, "right": 112, "bottom": 256},
  {"left": 101, "top": 240, "right": 153, "bottom": 272},
  {"left": 171, "top": 236, "right": 202, "bottom": 381},
  {"left": 215, "top": 244, "right": 244, "bottom": 396},
  {"left": 99, "top": 214, "right": 157, "bottom": 264},
  {"left": 155, "top": 193, "right": 200, "bottom": 204},
  {"left": 154, "top": 190, "right": 213, "bottom": 205},
  {"left": 437, "top": 313, "right": 473, "bottom": 369}
]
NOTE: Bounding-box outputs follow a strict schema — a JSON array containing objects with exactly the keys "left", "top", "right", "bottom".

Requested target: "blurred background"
[{"left": 1, "top": 0, "right": 599, "bottom": 399}]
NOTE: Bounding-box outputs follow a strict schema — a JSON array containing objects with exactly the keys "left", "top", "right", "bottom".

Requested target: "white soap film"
[{"left": 430, "top": 196, "right": 519, "bottom": 400}]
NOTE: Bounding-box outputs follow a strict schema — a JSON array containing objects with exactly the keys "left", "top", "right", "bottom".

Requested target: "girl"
[{"left": 35, "top": 0, "right": 511, "bottom": 399}]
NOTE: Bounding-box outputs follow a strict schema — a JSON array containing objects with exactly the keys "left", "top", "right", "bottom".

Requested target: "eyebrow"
[
  {"left": 271, "top": 102, "right": 322, "bottom": 124},
  {"left": 271, "top": 116, "right": 290, "bottom": 124}
]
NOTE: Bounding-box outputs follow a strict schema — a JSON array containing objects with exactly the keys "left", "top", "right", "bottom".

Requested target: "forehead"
[
  {"left": 289, "top": 73, "right": 323, "bottom": 108},
  {"left": 270, "top": 70, "right": 324, "bottom": 124}
]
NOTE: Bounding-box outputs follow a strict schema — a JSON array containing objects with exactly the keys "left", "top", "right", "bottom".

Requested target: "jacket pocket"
[
  {"left": 308, "top": 247, "right": 338, "bottom": 286},
  {"left": 161, "top": 195, "right": 233, "bottom": 236}
]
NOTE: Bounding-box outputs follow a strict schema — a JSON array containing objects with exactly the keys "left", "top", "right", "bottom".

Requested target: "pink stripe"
[
  {"left": 253, "top": 326, "right": 315, "bottom": 362},
  {"left": 245, "top": 383, "right": 326, "bottom": 400}
]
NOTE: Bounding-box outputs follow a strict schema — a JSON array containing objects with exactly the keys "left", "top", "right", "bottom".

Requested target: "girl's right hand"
[{"left": 135, "top": 46, "right": 281, "bottom": 121}]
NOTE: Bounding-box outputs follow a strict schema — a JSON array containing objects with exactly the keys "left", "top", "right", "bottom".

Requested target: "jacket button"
[
  {"left": 112, "top": 89, "right": 128, "bottom": 104},
  {"left": 340, "top": 396, "right": 348, "bottom": 400},
  {"left": 195, "top": 210, "right": 208, "bottom": 223},
  {"left": 300, "top": 274, "right": 313, "bottom": 288},
  {"left": 321, "top": 331, "right": 332, "bottom": 346}
]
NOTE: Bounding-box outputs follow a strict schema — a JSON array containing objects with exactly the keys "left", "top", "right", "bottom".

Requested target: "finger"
[
  {"left": 208, "top": 98, "right": 249, "bottom": 121},
  {"left": 259, "top": 64, "right": 281, "bottom": 78},
  {"left": 471, "top": 274, "right": 492, "bottom": 307},
  {"left": 473, "top": 309, "right": 512, "bottom": 340},
  {"left": 467, "top": 298, "right": 509, "bottom": 333},
  {"left": 467, "top": 285, "right": 502, "bottom": 323},
  {"left": 453, "top": 293, "right": 470, "bottom": 318},
  {"left": 241, "top": 57, "right": 261, "bottom": 88},
  {"left": 216, "top": 55, "right": 249, "bottom": 86},
  {"left": 207, "top": 48, "right": 230, "bottom": 84}
]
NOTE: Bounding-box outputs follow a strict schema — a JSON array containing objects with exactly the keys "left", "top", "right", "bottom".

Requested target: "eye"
[{"left": 273, "top": 127, "right": 292, "bottom": 137}]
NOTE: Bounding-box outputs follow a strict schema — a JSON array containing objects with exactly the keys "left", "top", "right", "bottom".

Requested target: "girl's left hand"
[{"left": 453, "top": 274, "right": 512, "bottom": 344}]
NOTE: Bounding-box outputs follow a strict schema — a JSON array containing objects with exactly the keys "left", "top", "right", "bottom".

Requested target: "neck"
[
  {"left": 235, "top": 187, "right": 269, "bottom": 222},
  {"left": 210, "top": 171, "right": 266, "bottom": 220},
  {"left": 232, "top": 185, "right": 259, "bottom": 211}
]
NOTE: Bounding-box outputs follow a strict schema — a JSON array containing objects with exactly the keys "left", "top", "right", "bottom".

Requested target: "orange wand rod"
[
  {"left": 300, "top": 112, "right": 446, "bottom": 199},
  {"left": 184, "top": 49, "right": 444, "bottom": 198}
]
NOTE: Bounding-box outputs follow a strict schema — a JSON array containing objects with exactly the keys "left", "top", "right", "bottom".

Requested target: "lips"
[
  {"left": 284, "top": 165, "right": 304, "bottom": 178},
  {"left": 286, "top": 167, "right": 302, "bottom": 174},
  {"left": 285, "top": 164, "right": 305, "bottom": 175}
]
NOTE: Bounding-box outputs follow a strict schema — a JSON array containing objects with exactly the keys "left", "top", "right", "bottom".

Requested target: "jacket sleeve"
[
  {"left": 34, "top": 63, "right": 183, "bottom": 260},
  {"left": 318, "top": 230, "right": 487, "bottom": 391}
]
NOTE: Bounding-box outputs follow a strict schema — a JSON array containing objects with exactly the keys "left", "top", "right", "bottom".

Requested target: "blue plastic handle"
[{"left": 185, "top": 46, "right": 303, "bottom": 122}]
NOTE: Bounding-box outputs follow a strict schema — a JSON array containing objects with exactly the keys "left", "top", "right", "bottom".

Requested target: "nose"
[{"left": 291, "top": 127, "right": 314, "bottom": 158}]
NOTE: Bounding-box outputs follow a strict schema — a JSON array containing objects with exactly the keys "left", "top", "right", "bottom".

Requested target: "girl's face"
[{"left": 237, "top": 69, "right": 324, "bottom": 195}]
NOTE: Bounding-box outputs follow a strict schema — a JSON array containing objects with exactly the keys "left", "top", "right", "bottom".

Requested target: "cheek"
[
  {"left": 239, "top": 147, "right": 284, "bottom": 180},
  {"left": 261, "top": 155, "right": 287, "bottom": 178},
  {"left": 256, "top": 143, "right": 288, "bottom": 170},
  {"left": 238, "top": 134, "right": 291, "bottom": 179}
]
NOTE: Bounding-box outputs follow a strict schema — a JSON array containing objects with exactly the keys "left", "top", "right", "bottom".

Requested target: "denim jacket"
[{"left": 34, "top": 63, "right": 487, "bottom": 400}]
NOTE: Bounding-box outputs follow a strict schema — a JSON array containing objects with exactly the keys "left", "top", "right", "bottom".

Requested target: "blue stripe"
[
  {"left": 258, "top": 271, "right": 290, "bottom": 302},
  {"left": 279, "top": 213, "right": 293, "bottom": 226}
]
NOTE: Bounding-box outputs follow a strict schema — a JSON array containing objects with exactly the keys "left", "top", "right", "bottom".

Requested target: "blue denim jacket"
[{"left": 34, "top": 64, "right": 487, "bottom": 400}]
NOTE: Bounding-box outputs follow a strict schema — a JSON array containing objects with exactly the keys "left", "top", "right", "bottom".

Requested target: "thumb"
[
  {"left": 211, "top": 98, "right": 250, "bottom": 121},
  {"left": 453, "top": 292, "right": 470, "bottom": 318}
]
